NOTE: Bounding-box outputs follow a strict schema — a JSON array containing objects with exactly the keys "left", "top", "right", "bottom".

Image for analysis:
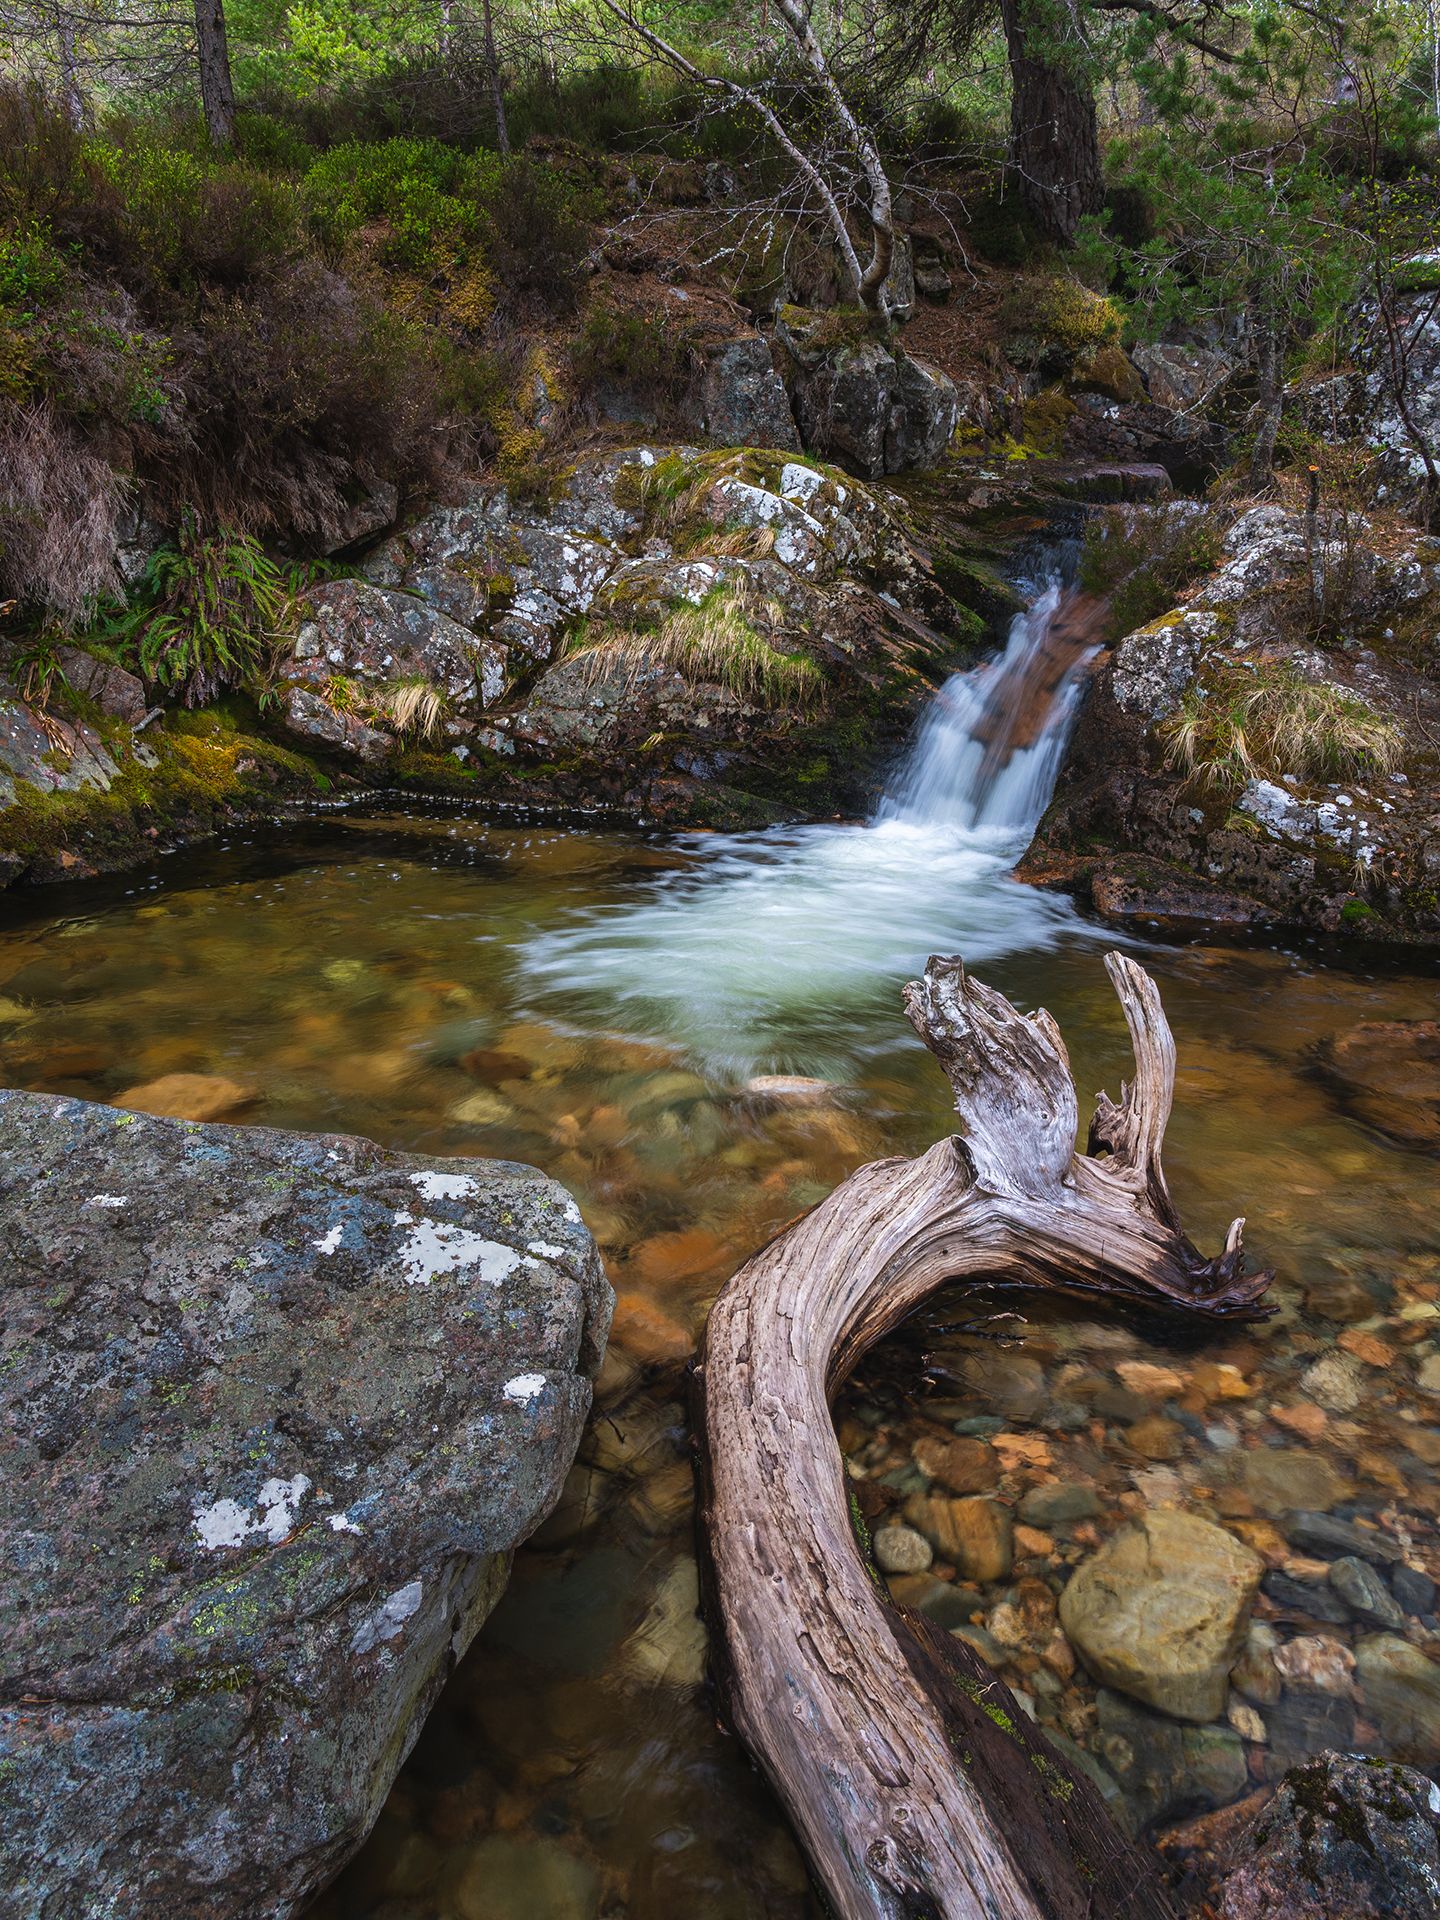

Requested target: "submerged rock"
[
  {"left": 1215, "top": 1753, "right": 1440, "bottom": 1919},
  {"left": 1093, "top": 1688, "right": 1248, "bottom": 1832},
  {"left": 1059, "top": 1509, "right": 1263, "bottom": 1722},
  {"left": 0, "top": 1089, "right": 611, "bottom": 1920},
  {"left": 1314, "top": 1020, "right": 1440, "bottom": 1153}
]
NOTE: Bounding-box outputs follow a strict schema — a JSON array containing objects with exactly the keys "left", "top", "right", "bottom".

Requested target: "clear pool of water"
[{"left": 1, "top": 803, "right": 1437, "bottom": 1916}]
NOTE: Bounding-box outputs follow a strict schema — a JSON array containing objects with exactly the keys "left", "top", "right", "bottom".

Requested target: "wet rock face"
[
  {"left": 1024, "top": 505, "right": 1440, "bottom": 944},
  {"left": 775, "top": 308, "right": 959, "bottom": 477},
  {"left": 1058, "top": 1509, "right": 1264, "bottom": 1722},
  {"left": 0, "top": 1090, "right": 611, "bottom": 1920},
  {"left": 1216, "top": 1753, "right": 1440, "bottom": 1919}
]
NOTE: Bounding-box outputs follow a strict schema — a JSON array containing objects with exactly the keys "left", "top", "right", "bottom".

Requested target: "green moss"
[
  {"left": 1019, "top": 389, "right": 1077, "bottom": 455},
  {"left": 0, "top": 715, "right": 330, "bottom": 878},
  {"left": 1340, "top": 897, "right": 1380, "bottom": 925}
]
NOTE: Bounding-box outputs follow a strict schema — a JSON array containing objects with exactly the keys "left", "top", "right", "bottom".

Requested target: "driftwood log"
[{"left": 692, "top": 951, "right": 1273, "bottom": 1920}]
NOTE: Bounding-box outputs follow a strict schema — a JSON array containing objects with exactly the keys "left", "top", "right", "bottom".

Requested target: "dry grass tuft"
[
  {"left": 369, "top": 676, "right": 449, "bottom": 741},
  {"left": 1163, "top": 662, "right": 1402, "bottom": 790},
  {"left": 0, "top": 401, "right": 127, "bottom": 625},
  {"left": 567, "top": 592, "right": 822, "bottom": 708}
]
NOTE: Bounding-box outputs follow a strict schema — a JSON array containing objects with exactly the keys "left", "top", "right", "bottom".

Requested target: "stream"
[{"left": 1, "top": 577, "right": 1437, "bottom": 1917}]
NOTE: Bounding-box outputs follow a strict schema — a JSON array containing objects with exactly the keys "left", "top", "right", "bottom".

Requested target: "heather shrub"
[{"left": 0, "top": 400, "right": 128, "bottom": 622}]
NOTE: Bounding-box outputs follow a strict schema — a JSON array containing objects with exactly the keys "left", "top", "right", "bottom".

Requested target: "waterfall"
[
  {"left": 878, "top": 581, "right": 1102, "bottom": 832},
  {"left": 520, "top": 578, "right": 1106, "bottom": 1074}
]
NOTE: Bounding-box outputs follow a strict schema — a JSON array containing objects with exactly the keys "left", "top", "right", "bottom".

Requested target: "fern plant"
[{"left": 100, "top": 516, "right": 289, "bottom": 706}]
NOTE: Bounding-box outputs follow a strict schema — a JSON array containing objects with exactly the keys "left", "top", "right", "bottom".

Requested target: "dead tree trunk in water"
[{"left": 692, "top": 951, "right": 1272, "bottom": 1920}]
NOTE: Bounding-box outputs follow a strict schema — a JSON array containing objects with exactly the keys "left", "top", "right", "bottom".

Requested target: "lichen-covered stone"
[
  {"left": 0, "top": 1089, "right": 611, "bottom": 1920},
  {"left": 775, "top": 309, "right": 958, "bottom": 477},
  {"left": 1216, "top": 1753, "right": 1440, "bottom": 1919},
  {"left": 1023, "top": 505, "right": 1440, "bottom": 944},
  {"left": 1059, "top": 1509, "right": 1263, "bottom": 1722},
  {"left": 697, "top": 335, "right": 799, "bottom": 450}
]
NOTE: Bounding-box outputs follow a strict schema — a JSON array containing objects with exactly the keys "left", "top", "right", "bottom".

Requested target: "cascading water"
[
  {"left": 877, "top": 580, "right": 1101, "bottom": 833},
  {"left": 520, "top": 572, "right": 1107, "bottom": 1074}
]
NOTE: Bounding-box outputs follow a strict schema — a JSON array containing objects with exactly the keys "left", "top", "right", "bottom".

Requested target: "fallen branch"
[{"left": 693, "top": 951, "right": 1272, "bottom": 1920}]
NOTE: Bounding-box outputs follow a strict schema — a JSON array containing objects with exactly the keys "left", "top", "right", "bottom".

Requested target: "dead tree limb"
[{"left": 693, "top": 950, "right": 1272, "bottom": 1920}]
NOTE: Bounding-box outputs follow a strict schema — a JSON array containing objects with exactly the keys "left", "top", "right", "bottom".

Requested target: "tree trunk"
[
  {"left": 57, "top": 19, "right": 85, "bottom": 128},
  {"left": 693, "top": 951, "right": 1272, "bottom": 1920},
  {"left": 194, "top": 0, "right": 236, "bottom": 149},
  {"left": 1000, "top": 0, "right": 1104, "bottom": 248},
  {"left": 481, "top": 0, "right": 510, "bottom": 155},
  {"left": 1248, "top": 307, "right": 1282, "bottom": 493}
]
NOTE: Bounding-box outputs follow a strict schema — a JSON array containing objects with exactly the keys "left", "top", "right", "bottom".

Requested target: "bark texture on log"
[{"left": 693, "top": 952, "right": 1272, "bottom": 1920}]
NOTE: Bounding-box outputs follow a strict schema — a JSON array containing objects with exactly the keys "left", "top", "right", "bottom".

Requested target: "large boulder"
[
  {"left": 0, "top": 1089, "right": 611, "bottom": 1920},
  {"left": 275, "top": 578, "right": 510, "bottom": 759},
  {"left": 775, "top": 307, "right": 958, "bottom": 476},
  {"left": 1215, "top": 1753, "right": 1440, "bottom": 1919},
  {"left": 1059, "top": 1509, "right": 1264, "bottom": 1722},
  {"left": 1023, "top": 505, "right": 1440, "bottom": 944},
  {"left": 1293, "top": 286, "right": 1440, "bottom": 513},
  {"left": 696, "top": 335, "right": 799, "bottom": 450}
]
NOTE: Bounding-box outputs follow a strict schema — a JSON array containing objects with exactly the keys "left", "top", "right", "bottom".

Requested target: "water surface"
[{"left": 2, "top": 587, "right": 1437, "bottom": 1915}]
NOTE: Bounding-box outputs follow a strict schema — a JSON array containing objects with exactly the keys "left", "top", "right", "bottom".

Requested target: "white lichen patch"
[
  {"left": 394, "top": 1220, "right": 523, "bottom": 1288},
  {"left": 351, "top": 1578, "right": 424, "bottom": 1656},
  {"left": 193, "top": 1474, "right": 312, "bottom": 1551},
  {"left": 502, "top": 1373, "right": 546, "bottom": 1404},
  {"left": 85, "top": 1194, "right": 129, "bottom": 1209},
  {"left": 409, "top": 1171, "right": 479, "bottom": 1202},
  {"left": 313, "top": 1224, "right": 344, "bottom": 1256},
  {"left": 527, "top": 1241, "right": 566, "bottom": 1260},
  {"left": 328, "top": 1512, "right": 363, "bottom": 1535}
]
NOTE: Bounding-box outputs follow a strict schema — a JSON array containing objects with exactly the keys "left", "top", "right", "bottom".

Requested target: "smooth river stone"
[
  {"left": 1059, "top": 1509, "right": 1264, "bottom": 1722},
  {"left": 1242, "top": 1448, "right": 1351, "bottom": 1514}
]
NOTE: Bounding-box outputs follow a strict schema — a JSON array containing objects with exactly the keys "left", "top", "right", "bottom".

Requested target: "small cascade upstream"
[
  {"left": 521, "top": 574, "right": 1107, "bottom": 1073},
  {"left": 878, "top": 580, "right": 1105, "bottom": 833}
]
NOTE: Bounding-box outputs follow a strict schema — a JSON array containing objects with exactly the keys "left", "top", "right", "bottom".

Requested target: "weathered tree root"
[{"left": 692, "top": 951, "right": 1273, "bottom": 1920}]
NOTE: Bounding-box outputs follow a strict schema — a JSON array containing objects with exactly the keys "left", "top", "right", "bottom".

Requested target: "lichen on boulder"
[{"left": 0, "top": 1090, "right": 612, "bottom": 1920}]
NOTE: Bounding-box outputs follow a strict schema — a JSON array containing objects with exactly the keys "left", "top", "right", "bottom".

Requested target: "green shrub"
[
  {"left": 303, "top": 136, "right": 472, "bottom": 268},
  {"left": 0, "top": 81, "right": 86, "bottom": 232},
  {"left": 233, "top": 111, "right": 317, "bottom": 175},
  {"left": 470, "top": 155, "right": 590, "bottom": 315},
  {"left": 0, "top": 222, "right": 66, "bottom": 312},
  {"left": 570, "top": 301, "right": 694, "bottom": 407},
  {"left": 98, "top": 518, "right": 288, "bottom": 702}
]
